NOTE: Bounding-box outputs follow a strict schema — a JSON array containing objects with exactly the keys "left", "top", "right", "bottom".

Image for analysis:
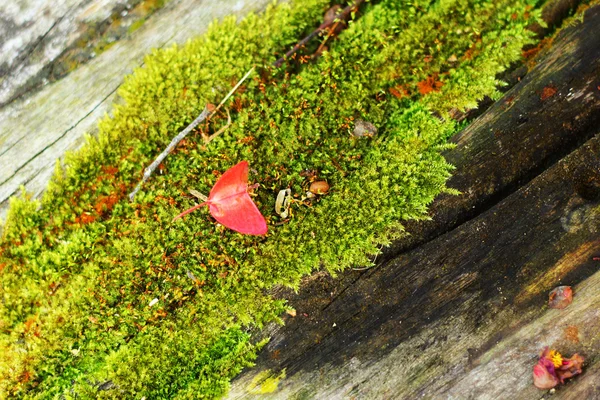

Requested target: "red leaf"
[
  {"left": 533, "top": 361, "right": 559, "bottom": 390},
  {"left": 548, "top": 286, "right": 573, "bottom": 309},
  {"left": 533, "top": 347, "right": 585, "bottom": 390},
  {"left": 174, "top": 161, "right": 268, "bottom": 235}
]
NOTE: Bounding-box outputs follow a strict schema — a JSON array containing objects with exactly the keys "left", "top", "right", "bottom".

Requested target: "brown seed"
[{"left": 310, "top": 181, "right": 330, "bottom": 195}]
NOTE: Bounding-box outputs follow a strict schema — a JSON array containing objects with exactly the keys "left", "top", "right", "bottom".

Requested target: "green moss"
[
  {"left": 246, "top": 369, "right": 286, "bottom": 394},
  {"left": 0, "top": 0, "right": 544, "bottom": 398},
  {"left": 127, "top": 18, "right": 147, "bottom": 34}
]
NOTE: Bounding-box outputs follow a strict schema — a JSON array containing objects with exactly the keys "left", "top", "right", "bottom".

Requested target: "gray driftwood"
[{"left": 227, "top": 5, "right": 600, "bottom": 399}]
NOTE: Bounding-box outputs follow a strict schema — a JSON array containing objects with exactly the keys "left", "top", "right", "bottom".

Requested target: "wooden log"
[
  {"left": 0, "top": 0, "right": 585, "bottom": 225},
  {"left": 387, "top": 2, "right": 600, "bottom": 258},
  {"left": 227, "top": 5, "right": 600, "bottom": 399}
]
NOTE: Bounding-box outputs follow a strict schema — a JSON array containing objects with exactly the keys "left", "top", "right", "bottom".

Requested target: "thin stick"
[
  {"left": 214, "top": 68, "right": 254, "bottom": 114},
  {"left": 205, "top": 108, "right": 231, "bottom": 144},
  {"left": 189, "top": 189, "right": 208, "bottom": 201},
  {"left": 129, "top": 68, "right": 254, "bottom": 201},
  {"left": 272, "top": 0, "right": 364, "bottom": 68},
  {"left": 273, "top": 29, "right": 323, "bottom": 68},
  {"left": 314, "top": 20, "right": 342, "bottom": 56}
]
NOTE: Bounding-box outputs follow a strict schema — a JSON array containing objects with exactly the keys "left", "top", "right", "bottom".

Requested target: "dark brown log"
[{"left": 228, "top": 5, "right": 600, "bottom": 399}]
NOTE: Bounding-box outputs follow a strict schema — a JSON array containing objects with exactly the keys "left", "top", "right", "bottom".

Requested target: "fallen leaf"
[
  {"left": 533, "top": 347, "right": 585, "bottom": 390},
  {"left": 173, "top": 161, "right": 267, "bottom": 235},
  {"left": 548, "top": 286, "right": 573, "bottom": 309},
  {"left": 275, "top": 189, "right": 292, "bottom": 218},
  {"left": 533, "top": 358, "right": 559, "bottom": 389}
]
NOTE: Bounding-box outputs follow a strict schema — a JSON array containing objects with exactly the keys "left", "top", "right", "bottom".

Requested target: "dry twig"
[
  {"left": 205, "top": 108, "right": 231, "bottom": 145},
  {"left": 130, "top": 1, "right": 364, "bottom": 200},
  {"left": 272, "top": 0, "right": 365, "bottom": 68},
  {"left": 129, "top": 67, "right": 254, "bottom": 201}
]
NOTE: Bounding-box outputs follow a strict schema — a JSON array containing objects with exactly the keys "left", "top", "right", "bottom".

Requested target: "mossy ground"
[{"left": 1, "top": 0, "right": 545, "bottom": 398}]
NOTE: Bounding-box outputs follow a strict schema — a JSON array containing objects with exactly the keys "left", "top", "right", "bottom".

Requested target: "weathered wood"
[
  {"left": 227, "top": 5, "right": 600, "bottom": 399},
  {"left": 0, "top": 0, "right": 136, "bottom": 106},
  {"left": 386, "top": 2, "right": 600, "bottom": 258},
  {"left": 0, "top": 0, "right": 273, "bottom": 220},
  {"left": 0, "top": 0, "right": 583, "bottom": 225}
]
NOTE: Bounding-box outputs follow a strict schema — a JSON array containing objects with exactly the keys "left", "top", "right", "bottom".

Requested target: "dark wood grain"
[{"left": 228, "top": 5, "right": 600, "bottom": 399}]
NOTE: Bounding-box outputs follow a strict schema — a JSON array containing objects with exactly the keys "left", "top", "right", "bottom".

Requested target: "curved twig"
[{"left": 272, "top": 0, "right": 365, "bottom": 68}]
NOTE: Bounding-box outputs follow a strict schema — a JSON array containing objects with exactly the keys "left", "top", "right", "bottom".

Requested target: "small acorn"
[{"left": 309, "top": 181, "right": 330, "bottom": 195}]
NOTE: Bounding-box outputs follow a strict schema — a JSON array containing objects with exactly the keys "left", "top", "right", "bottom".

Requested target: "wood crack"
[{"left": 0, "top": 85, "right": 119, "bottom": 188}]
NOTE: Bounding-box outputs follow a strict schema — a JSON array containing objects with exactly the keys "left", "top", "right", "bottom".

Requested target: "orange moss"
[
  {"left": 19, "top": 370, "right": 32, "bottom": 384},
  {"left": 75, "top": 213, "right": 96, "bottom": 224},
  {"left": 522, "top": 37, "right": 554, "bottom": 68},
  {"left": 102, "top": 166, "right": 119, "bottom": 176},
  {"left": 564, "top": 326, "right": 580, "bottom": 343},
  {"left": 389, "top": 84, "right": 410, "bottom": 99},
  {"left": 237, "top": 136, "right": 255, "bottom": 145},
  {"left": 417, "top": 74, "right": 444, "bottom": 95},
  {"left": 94, "top": 194, "right": 120, "bottom": 215},
  {"left": 462, "top": 37, "right": 482, "bottom": 60},
  {"left": 540, "top": 85, "right": 557, "bottom": 101}
]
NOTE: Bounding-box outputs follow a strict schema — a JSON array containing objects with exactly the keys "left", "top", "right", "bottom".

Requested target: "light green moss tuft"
[{"left": 246, "top": 369, "right": 286, "bottom": 394}]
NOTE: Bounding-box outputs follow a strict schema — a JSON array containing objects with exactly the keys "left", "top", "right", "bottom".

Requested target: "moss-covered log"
[
  {"left": 227, "top": 5, "right": 600, "bottom": 398},
  {"left": 1, "top": 0, "right": 597, "bottom": 398}
]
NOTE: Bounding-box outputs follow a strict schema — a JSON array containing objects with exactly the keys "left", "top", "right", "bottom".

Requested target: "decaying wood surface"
[
  {"left": 1, "top": 0, "right": 137, "bottom": 106},
  {"left": 0, "top": 0, "right": 272, "bottom": 220},
  {"left": 228, "top": 6, "right": 600, "bottom": 399}
]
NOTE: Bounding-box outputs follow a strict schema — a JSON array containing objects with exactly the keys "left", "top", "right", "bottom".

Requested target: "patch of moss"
[
  {"left": 127, "top": 18, "right": 147, "bottom": 35},
  {"left": 0, "top": 0, "right": 543, "bottom": 398},
  {"left": 126, "top": 0, "right": 170, "bottom": 35},
  {"left": 246, "top": 369, "right": 286, "bottom": 394}
]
